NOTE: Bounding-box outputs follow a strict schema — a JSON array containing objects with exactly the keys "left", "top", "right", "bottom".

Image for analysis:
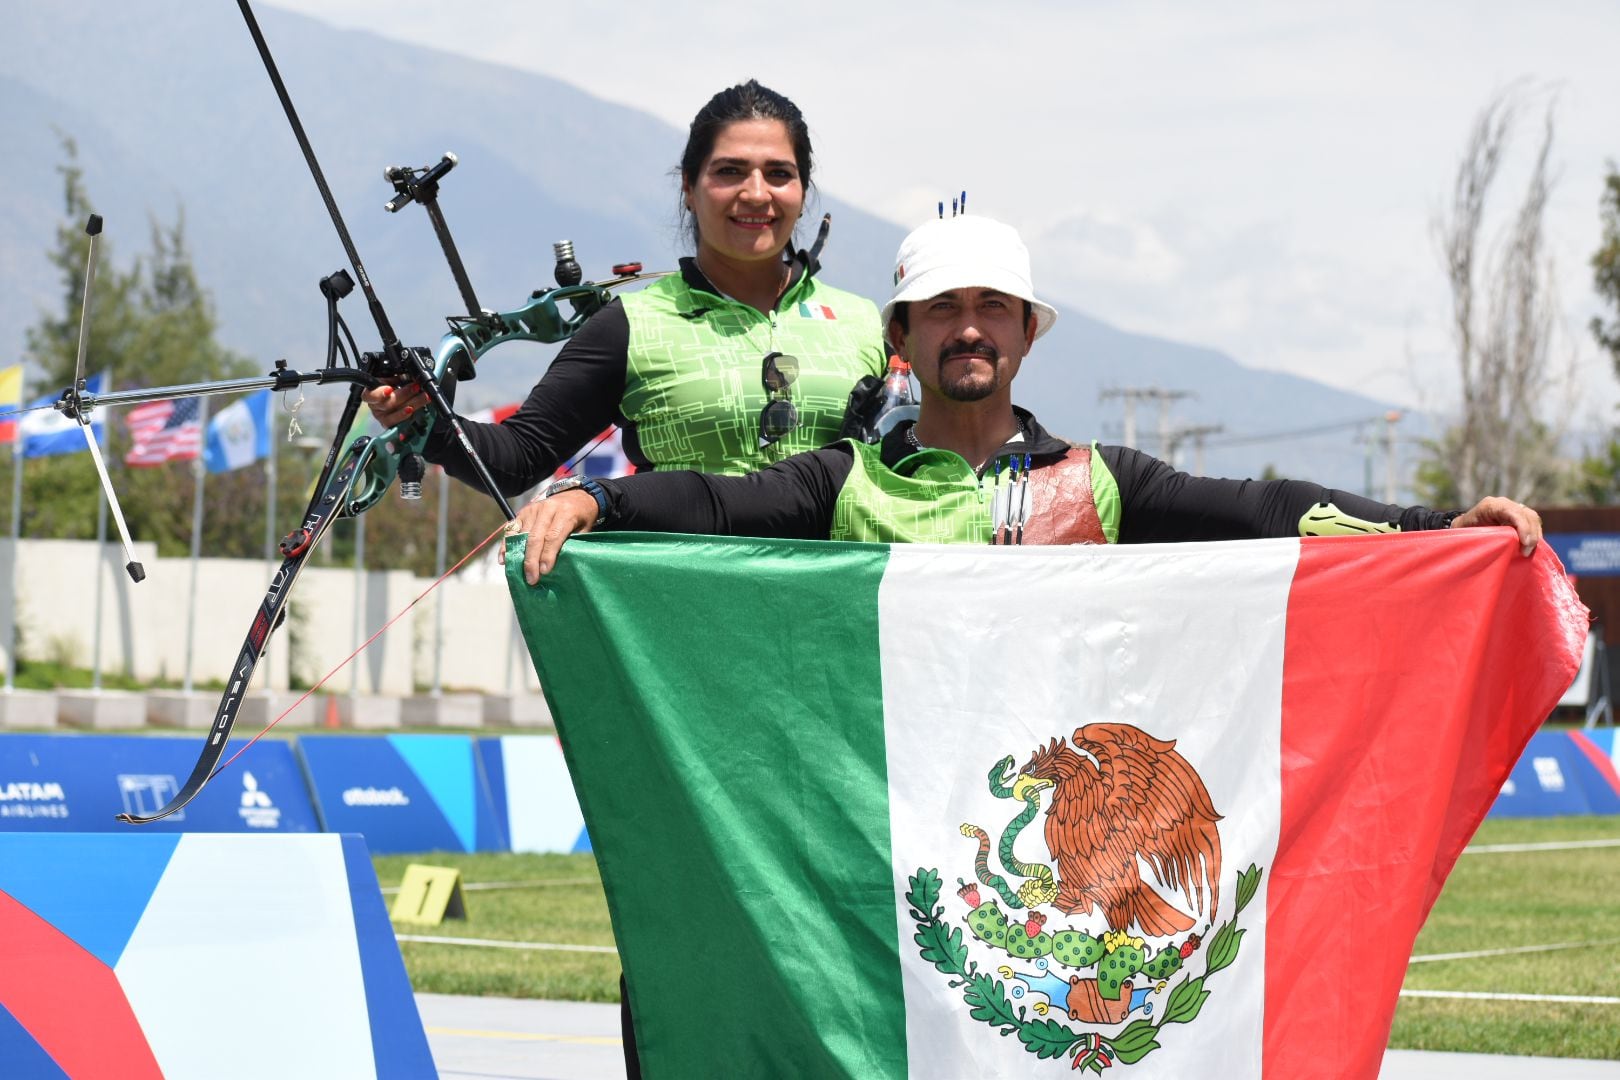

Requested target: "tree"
[
  {"left": 115, "top": 214, "right": 262, "bottom": 559},
  {"left": 14, "top": 138, "right": 501, "bottom": 575},
  {"left": 1570, "top": 436, "right": 1620, "bottom": 505},
  {"left": 11, "top": 139, "right": 146, "bottom": 541},
  {"left": 1417, "top": 89, "right": 1568, "bottom": 506},
  {"left": 1593, "top": 164, "right": 1620, "bottom": 374},
  {"left": 23, "top": 137, "right": 144, "bottom": 391},
  {"left": 14, "top": 139, "right": 264, "bottom": 554},
  {"left": 1562, "top": 165, "right": 1620, "bottom": 505},
  {"left": 129, "top": 215, "right": 257, "bottom": 387}
]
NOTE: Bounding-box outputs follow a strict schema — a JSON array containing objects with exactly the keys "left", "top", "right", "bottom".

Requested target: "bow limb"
[{"left": 115, "top": 393, "right": 370, "bottom": 825}]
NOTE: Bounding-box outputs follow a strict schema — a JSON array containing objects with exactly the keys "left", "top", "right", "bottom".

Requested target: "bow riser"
[{"left": 343, "top": 282, "right": 617, "bottom": 514}]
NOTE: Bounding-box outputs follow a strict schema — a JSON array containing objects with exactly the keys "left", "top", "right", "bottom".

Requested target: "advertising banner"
[
  {"left": 1563, "top": 729, "right": 1620, "bottom": 814},
  {"left": 478, "top": 735, "right": 591, "bottom": 854},
  {"left": 0, "top": 735, "right": 318, "bottom": 833},
  {"left": 1545, "top": 533, "right": 1620, "bottom": 576},
  {"left": 0, "top": 832, "right": 434, "bottom": 1079},
  {"left": 298, "top": 734, "right": 505, "bottom": 854},
  {"left": 1489, "top": 730, "right": 1620, "bottom": 817}
]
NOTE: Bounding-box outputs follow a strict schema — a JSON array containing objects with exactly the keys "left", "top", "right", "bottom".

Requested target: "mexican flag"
[{"left": 507, "top": 529, "right": 1585, "bottom": 1079}]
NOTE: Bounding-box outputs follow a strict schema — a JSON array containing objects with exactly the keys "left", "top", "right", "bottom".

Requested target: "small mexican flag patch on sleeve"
[{"left": 798, "top": 302, "right": 837, "bottom": 320}]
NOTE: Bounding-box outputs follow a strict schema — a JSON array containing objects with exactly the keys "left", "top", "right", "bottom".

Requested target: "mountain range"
[{"left": 1, "top": 1, "right": 1424, "bottom": 492}]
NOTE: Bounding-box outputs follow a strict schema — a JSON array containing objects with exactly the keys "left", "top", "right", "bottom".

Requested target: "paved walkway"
[{"left": 417, "top": 993, "right": 1619, "bottom": 1080}]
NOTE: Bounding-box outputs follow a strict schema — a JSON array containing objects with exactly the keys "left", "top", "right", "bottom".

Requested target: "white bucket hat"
[{"left": 881, "top": 215, "right": 1058, "bottom": 341}]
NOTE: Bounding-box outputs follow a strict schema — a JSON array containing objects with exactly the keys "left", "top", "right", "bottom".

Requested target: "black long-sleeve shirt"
[
  {"left": 423, "top": 298, "right": 634, "bottom": 496},
  {"left": 590, "top": 411, "right": 1455, "bottom": 542}
]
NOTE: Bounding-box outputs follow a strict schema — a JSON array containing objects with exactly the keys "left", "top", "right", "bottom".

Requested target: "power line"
[{"left": 1205, "top": 414, "right": 1394, "bottom": 449}]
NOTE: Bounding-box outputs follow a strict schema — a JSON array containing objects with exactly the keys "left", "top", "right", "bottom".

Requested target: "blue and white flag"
[
  {"left": 205, "top": 390, "right": 272, "bottom": 474},
  {"left": 19, "top": 373, "right": 106, "bottom": 459}
]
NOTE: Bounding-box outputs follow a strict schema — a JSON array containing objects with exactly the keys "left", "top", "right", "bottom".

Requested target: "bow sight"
[{"left": 74, "top": 0, "right": 666, "bottom": 824}]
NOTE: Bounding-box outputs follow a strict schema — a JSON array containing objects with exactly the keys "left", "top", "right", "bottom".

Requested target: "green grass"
[
  {"left": 376, "top": 816, "right": 1620, "bottom": 1061},
  {"left": 1389, "top": 814, "right": 1620, "bottom": 1060},
  {"left": 372, "top": 852, "right": 620, "bottom": 1001},
  {"left": 8, "top": 658, "right": 209, "bottom": 693}
]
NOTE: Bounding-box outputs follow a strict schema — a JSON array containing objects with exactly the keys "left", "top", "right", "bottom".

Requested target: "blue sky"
[{"left": 266, "top": 0, "right": 1620, "bottom": 433}]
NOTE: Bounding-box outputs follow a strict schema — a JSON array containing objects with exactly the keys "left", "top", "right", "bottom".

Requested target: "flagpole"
[
  {"left": 507, "top": 607, "right": 519, "bottom": 695},
  {"left": 262, "top": 415, "right": 277, "bottom": 694},
  {"left": 264, "top": 414, "right": 277, "bottom": 563},
  {"left": 4, "top": 431, "right": 23, "bottom": 692},
  {"left": 351, "top": 513, "right": 365, "bottom": 701},
  {"left": 92, "top": 488, "right": 107, "bottom": 693},
  {"left": 183, "top": 399, "right": 210, "bottom": 694},
  {"left": 90, "top": 366, "right": 113, "bottom": 694},
  {"left": 432, "top": 467, "right": 448, "bottom": 697}
]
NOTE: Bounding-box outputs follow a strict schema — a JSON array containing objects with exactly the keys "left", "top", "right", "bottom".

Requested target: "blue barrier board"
[
  {"left": 1546, "top": 533, "right": 1620, "bottom": 577},
  {"left": 478, "top": 736, "right": 591, "bottom": 854},
  {"left": 0, "top": 734, "right": 318, "bottom": 833},
  {"left": 1564, "top": 730, "right": 1620, "bottom": 814},
  {"left": 298, "top": 734, "right": 504, "bottom": 854},
  {"left": 1489, "top": 731, "right": 1617, "bottom": 817},
  {"left": 0, "top": 833, "right": 435, "bottom": 1078}
]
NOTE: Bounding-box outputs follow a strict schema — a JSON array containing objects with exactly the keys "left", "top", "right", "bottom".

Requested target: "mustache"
[{"left": 939, "top": 340, "right": 1000, "bottom": 362}]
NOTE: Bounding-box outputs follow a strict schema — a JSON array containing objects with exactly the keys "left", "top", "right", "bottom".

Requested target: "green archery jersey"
[
  {"left": 619, "top": 271, "right": 885, "bottom": 476},
  {"left": 828, "top": 439, "right": 1123, "bottom": 544}
]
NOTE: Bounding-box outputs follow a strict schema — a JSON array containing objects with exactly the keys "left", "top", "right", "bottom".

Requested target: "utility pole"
[
  {"left": 1353, "top": 423, "right": 1376, "bottom": 496},
  {"left": 1100, "top": 388, "right": 1194, "bottom": 456},
  {"left": 1166, "top": 424, "right": 1225, "bottom": 476},
  {"left": 1383, "top": 411, "right": 1402, "bottom": 504}
]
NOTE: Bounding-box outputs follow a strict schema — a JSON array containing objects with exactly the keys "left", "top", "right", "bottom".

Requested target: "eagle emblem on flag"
[{"left": 909, "top": 723, "right": 1263, "bottom": 1072}]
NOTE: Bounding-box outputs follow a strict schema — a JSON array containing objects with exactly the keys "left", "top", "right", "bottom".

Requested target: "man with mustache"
[{"left": 513, "top": 214, "right": 1541, "bottom": 578}]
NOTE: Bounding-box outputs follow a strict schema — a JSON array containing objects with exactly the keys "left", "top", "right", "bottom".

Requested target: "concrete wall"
[
  {"left": 415, "top": 573, "right": 542, "bottom": 696},
  {"left": 0, "top": 537, "right": 541, "bottom": 696}
]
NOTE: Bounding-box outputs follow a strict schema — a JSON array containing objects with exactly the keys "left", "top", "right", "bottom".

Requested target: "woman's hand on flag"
[
  {"left": 513, "top": 490, "right": 599, "bottom": 584},
  {"left": 1449, "top": 496, "right": 1543, "bottom": 557}
]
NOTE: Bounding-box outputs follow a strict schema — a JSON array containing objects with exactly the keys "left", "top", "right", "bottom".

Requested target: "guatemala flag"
[
  {"left": 19, "top": 373, "right": 106, "bottom": 459},
  {"left": 205, "top": 390, "right": 272, "bottom": 474}
]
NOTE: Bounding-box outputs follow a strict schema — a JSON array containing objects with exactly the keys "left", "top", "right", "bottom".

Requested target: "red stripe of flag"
[
  {"left": 1271, "top": 530, "right": 1585, "bottom": 1078},
  {"left": 125, "top": 398, "right": 202, "bottom": 467}
]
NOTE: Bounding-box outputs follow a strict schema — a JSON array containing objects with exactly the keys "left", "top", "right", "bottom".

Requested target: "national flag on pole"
[
  {"left": 19, "top": 373, "right": 106, "bottom": 459},
  {"left": 465, "top": 402, "right": 520, "bottom": 426},
  {"left": 569, "top": 426, "right": 631, "bottom": 480},
  {"left": 507, "top": 530, "right": 1586, "bottom": 1079},
  {"left": 124, "top": 397, "right": 202, "bottom": 466},
  {"left": 205, "top": 390, "right": 272, "bottom": 473},
  {"left": 0, "top": 365, "right": 22, "bottom": 445}
]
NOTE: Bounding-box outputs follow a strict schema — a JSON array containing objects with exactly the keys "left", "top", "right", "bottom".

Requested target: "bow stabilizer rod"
[{"left": 64, "top": 214, "right": 144, "bottom": 583}]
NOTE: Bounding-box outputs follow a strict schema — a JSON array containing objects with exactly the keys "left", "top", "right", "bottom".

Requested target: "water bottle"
[{"left": 871, "top": 355, "right": 919, "bottom": 438}]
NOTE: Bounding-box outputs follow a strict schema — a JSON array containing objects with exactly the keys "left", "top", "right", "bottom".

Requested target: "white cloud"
[{"left": 262, "top": 0, "right": 1620, "bottom": 417}]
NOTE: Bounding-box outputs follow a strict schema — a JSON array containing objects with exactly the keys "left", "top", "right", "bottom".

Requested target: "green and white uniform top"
[
  {"left": 593, "top": 408, "right": 1460, "bottom": 544},
  {"left": 620, "top": 263, "right": 885, "bottom": 474},
  {"left": 422, "top": 257, "right": 885, "bottom": 494}
]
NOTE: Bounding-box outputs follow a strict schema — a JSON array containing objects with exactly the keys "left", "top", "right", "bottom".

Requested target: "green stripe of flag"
[{"left": 509, "top": 533, "right": 907, "bottom": 1077}]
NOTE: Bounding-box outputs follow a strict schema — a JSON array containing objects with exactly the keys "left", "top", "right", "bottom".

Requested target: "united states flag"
[{"left": 124, "top": 397, "right": 203, "bottom": 466}]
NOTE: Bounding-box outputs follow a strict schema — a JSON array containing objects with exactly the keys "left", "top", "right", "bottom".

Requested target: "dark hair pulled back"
[{"left": 679, "top": 79, "right": 813, "bottom": 246}]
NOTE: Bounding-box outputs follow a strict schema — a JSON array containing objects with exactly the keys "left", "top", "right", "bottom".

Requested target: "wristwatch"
[{"left": 544, "top": 475, "right": 610, "bottom": 527}]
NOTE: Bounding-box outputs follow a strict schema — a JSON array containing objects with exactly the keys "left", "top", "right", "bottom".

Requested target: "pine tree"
[{"left": 23, "top": 138, "right": 144, "bottom": 390}]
